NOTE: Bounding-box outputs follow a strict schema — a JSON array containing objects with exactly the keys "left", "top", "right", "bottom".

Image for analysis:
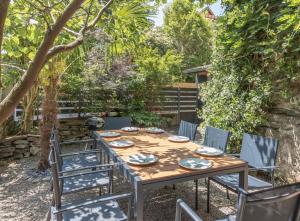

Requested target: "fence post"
[{"left": 177, "top": 87, "right": 181, "bottom": 124}]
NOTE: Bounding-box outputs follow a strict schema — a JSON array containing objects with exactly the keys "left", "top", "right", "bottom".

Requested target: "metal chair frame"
[
  {"left": 49, "top": 149, "right": 133, "bottom": 221},
  {"left": 206, "top": 133, "right": 279, "bottom": 213},
  {"left": 195, "top": 126, "right": 231, "bottom": 210},
  {"left": 176, "top": 183, "right": 300, "bottom": 221},
  {"left": 50, "top": 128, "right": 103, "bottom": 173},
  {"left": 104, "top": 117, "right": 132, "bottom": 130},
  {"left": 178, "top": 120, "right": 199, "bottom": 141}
]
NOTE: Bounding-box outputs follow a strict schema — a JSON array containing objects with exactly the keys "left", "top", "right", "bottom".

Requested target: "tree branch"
[
  {"left": 0, "top": 0, "right": 86, "bottom": 124},
  {"left": 46, "top": 0, "right": 114, "bottom": 60},
  {"left": 63, "top": 27, "right": 81, "bottom": 36},
  {"left": 1, "top": 63, "right": 26, "bottom": 73},
  {"left": 85, "top": 0, "right": 113, "bottom": 31}
]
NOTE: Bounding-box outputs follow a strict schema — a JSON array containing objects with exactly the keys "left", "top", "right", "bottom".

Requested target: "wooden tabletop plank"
[{"left": 97, "top": 130, "right": 247, "bottom": 184}]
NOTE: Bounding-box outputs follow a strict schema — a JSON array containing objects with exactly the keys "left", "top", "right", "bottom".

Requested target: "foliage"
[
  {"left": 163, "top": 0, "right": 213, "bottom": 69},
  {"left": 129, "top": 111, "right": 172, "bottom": 127},
  {"left": 201, "top": 0, "right": 300, "bottom": 150}
]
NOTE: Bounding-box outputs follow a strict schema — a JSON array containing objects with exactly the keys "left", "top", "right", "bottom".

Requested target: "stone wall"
[
  {"left": 0, "top": 134, "right": 40, "bottom": 159},
  {"left": 261, "top": 84, "right": 300, "bottom": 182},
  {"left": 58, "top": 118, "right": 90, "bottom": 141},
  {"left": 0, "top": 118, "right": 91, "bottom": 160}
]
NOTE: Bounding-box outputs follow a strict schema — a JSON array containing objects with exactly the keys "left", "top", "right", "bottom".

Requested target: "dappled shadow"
[
  {"left": 0, "top": 156, "right": 51, "bottom": 221},
  {"left": 101, "top": 130, "right": 245, "bottom": 184}
]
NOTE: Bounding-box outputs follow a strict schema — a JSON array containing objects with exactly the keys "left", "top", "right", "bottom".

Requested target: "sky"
[{"left": 153, "top": 0, "right": 224, "bottom": 27}]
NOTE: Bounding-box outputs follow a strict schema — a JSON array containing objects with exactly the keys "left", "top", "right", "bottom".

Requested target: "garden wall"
[
  {"left": 0, "top": 134, "right": 40, "bottom": 159},
  {"left": 261, "top": 84, "right": 300, "bottom": 182},
  {"left": 0, "top": 118, "right": 90, "bottom": 159}
]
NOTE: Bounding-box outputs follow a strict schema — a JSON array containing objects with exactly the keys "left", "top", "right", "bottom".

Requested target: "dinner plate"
[
  {"left": 168, "top": 135, "right": 189, "bottom": 143},
  {"left": 179, "top": 158, "right": 212, "bottom": 170},
  {"left": 108, "top": 140, "right": 134, "bottom": 148},
  {"left": 145, "top": 127, "right": 165, "bottom": 134},
  {"left": 121, "top": 127, "right": 139, "bottom": 132},
  {"left": 127, "top": 154, "right": 158, "bottom": 166},
  {"left": 195, "top": 146, "right": 224, "bottom": 157},
  {"left": 99, "top": 131, "right": 121, "bottom": 138}
]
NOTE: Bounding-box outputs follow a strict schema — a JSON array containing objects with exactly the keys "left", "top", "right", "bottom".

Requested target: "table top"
[{"left": 97, "top": 130, "right": 247, "bottom": 184}]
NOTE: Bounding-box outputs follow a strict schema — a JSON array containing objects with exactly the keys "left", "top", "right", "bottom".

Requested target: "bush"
[{"left": 201, "top": 0, "right": 300, "bottom": 151}]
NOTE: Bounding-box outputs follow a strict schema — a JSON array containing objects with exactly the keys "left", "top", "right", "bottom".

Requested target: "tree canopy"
[{"left": 164, "top": 0, "right": 213, "bottom": 69}]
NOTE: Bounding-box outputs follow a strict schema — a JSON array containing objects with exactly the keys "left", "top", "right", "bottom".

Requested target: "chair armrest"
[
  {"left": 237, "top": 187, "right": 248, "bottom": 195},
  {"left": 175, "top": 199, "right": 203, "bottom": 221},
  {"left": 58, "top": 163, "right": 114, "bottom": 174},
  {"left": 227, "top": 153, "right": 240, "bottom": 157},
  {"left": 60, "top": 150, "right": 101, "bottom": 158},
  {"left": 249, "top": 166, "right": 279, "bottom": 172},
  {"left": 58, "top": 168, "right": 113, "bottom": 179},
  {"left": 52, "top": 193, "right": 133, "bottom": 214},
  {"left": 59, "top": 139, "right": 96, "bottom": 145}
]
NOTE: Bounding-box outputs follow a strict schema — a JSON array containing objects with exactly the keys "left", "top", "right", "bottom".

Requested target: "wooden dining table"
[{"left": 94, "top": 129, "right": 248, "bottom": 221}]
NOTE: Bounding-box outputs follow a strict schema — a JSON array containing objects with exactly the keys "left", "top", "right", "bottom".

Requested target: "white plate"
[
  {"left": 195, "top": 146, "right": 224, "bottom": 157},
  {"left": 121, "top": 127, "right": 139, "bottom": 132},
  {"left": 168, "top": 135, "right": 189, "bottom": 143},
  {"left": 108, "top": 140, "right": 134, "bottom": 148},
  {"left": 145, "top": 127, "right": 164, "bottom": 134},
  {"left": 127, "top": 154, "right": 158, "bottom": 165},
  {"left": 99, "top": 131, "right": 121, "bottom": 138},
  {"left": 179, "top": 158, "right": 212, "bottom": 170}
]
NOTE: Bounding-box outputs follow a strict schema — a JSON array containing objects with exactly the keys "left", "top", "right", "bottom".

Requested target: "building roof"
[{"left": 183, "top": 64, "right": 212, "bottom": 75}]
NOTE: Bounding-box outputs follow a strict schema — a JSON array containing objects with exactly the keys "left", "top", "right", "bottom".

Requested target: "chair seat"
[
  {"left": 62, "top": 153, "right": 100, "bottom": 171},
  {"left": 62, "top": 172, "right": 109, "bottom": 193},
  {"left": 212, "top": 173, "right": 272, "bottom": 191},
  {"left": 216, "top": 215, "right": 236, "bottom": 221},
  {"left": 53, "top": 199, "right": 127, "bottom": 221}
]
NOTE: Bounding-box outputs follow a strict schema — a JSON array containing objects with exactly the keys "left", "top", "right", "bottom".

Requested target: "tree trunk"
[
  {"left": 38, "top": 65, "right": 59, "bottom": 171},
  {"left": 0, "top": 0, "right": 85, "bottom": 125},
  {"left": 21, "top": 82, "right": 39, "bottom": 134},
  {"left": 0, "top": 0, "right": 11, "bottom": 139}
]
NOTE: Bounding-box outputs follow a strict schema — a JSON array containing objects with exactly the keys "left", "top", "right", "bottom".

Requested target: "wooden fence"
[{"left": 13, "top": 83, "right": 199, "bottom": 122}]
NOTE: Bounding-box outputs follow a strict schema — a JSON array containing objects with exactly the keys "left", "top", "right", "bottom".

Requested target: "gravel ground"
[
  {"left": 0, "top": 154, "right": 238, "bottom": 221},
  {"left": 0, "top": 129, "right": 239, "bottom": 221}
]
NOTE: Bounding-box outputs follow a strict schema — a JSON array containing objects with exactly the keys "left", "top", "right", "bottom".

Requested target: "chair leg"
[
  {"left": 207, "top": 178, "right": 210, "bottom": 213},
  {"left": 226, "top": 188, "right": 230, "bottom": 200},
  {"left": 173, "top": 184, "right": 176, "bottom": 190},
  {"left": 195, "top": 179, "right": 198, "bottom": 210}
]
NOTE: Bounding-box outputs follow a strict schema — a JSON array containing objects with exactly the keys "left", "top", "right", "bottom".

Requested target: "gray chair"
[
  {"left": 51, "top": 128, "right": 102, "bottom": 172},
  {"left": 104, "top": 117, "right": 132, "bottom": 130},
  {"left": 50, "top": 138, "right": 113, "bottom": 195},
  {"left": 49, "top": 150, "right": 133, "bottom": 221},
  {"left": 203, "top": 126, "right": 231, "bottom": 152},
  {"left": 178, "top": 120, "right": 198, "bottom": 141},
  {"left": 194, "top": 126, "right": 231, "bottom": 210},
  {"left": 175, "top": 183, "right": 300, "bottom": 221},
  {"left": 207, "top": 133, "right": 279, "bottom": 212}
]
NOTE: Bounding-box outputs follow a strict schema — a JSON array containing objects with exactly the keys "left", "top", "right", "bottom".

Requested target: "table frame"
[{"left": 93, "top": 132, "right": 248, "bottom": 221}]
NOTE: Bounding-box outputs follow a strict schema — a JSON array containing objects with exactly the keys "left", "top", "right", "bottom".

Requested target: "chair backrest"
[
  {"left": 104, "top": 117, "right": 132, "bottom": 130},
  {"left": 237, "top": 183, "right": 300, "bottom": 221},
  {"left": 203, "top": 126, "right": 230, "bottom": 152},
  {"left": 178, "top": 120, "right": 198, "bottom": 141},
  {"left": 240, "top": 133, "right": 279, "bottom": 171},
  {"left": 50, "top": 127, "right": 63, "bottom": 171},
  {"left": 49, "top": 148, "right": 62, "bottom": 210}
]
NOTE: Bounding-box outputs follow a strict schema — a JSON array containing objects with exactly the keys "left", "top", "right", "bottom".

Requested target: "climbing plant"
[{"left": 201, "top": 0, "right": 300, "bottom": 150}]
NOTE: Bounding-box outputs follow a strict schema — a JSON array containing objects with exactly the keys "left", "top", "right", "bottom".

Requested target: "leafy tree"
[
  {"left": 201, "top": 0, "right": 300, "bottom": 150},
  {"left": 164, "top": 0, "right": 213, "bottom": 69}
]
